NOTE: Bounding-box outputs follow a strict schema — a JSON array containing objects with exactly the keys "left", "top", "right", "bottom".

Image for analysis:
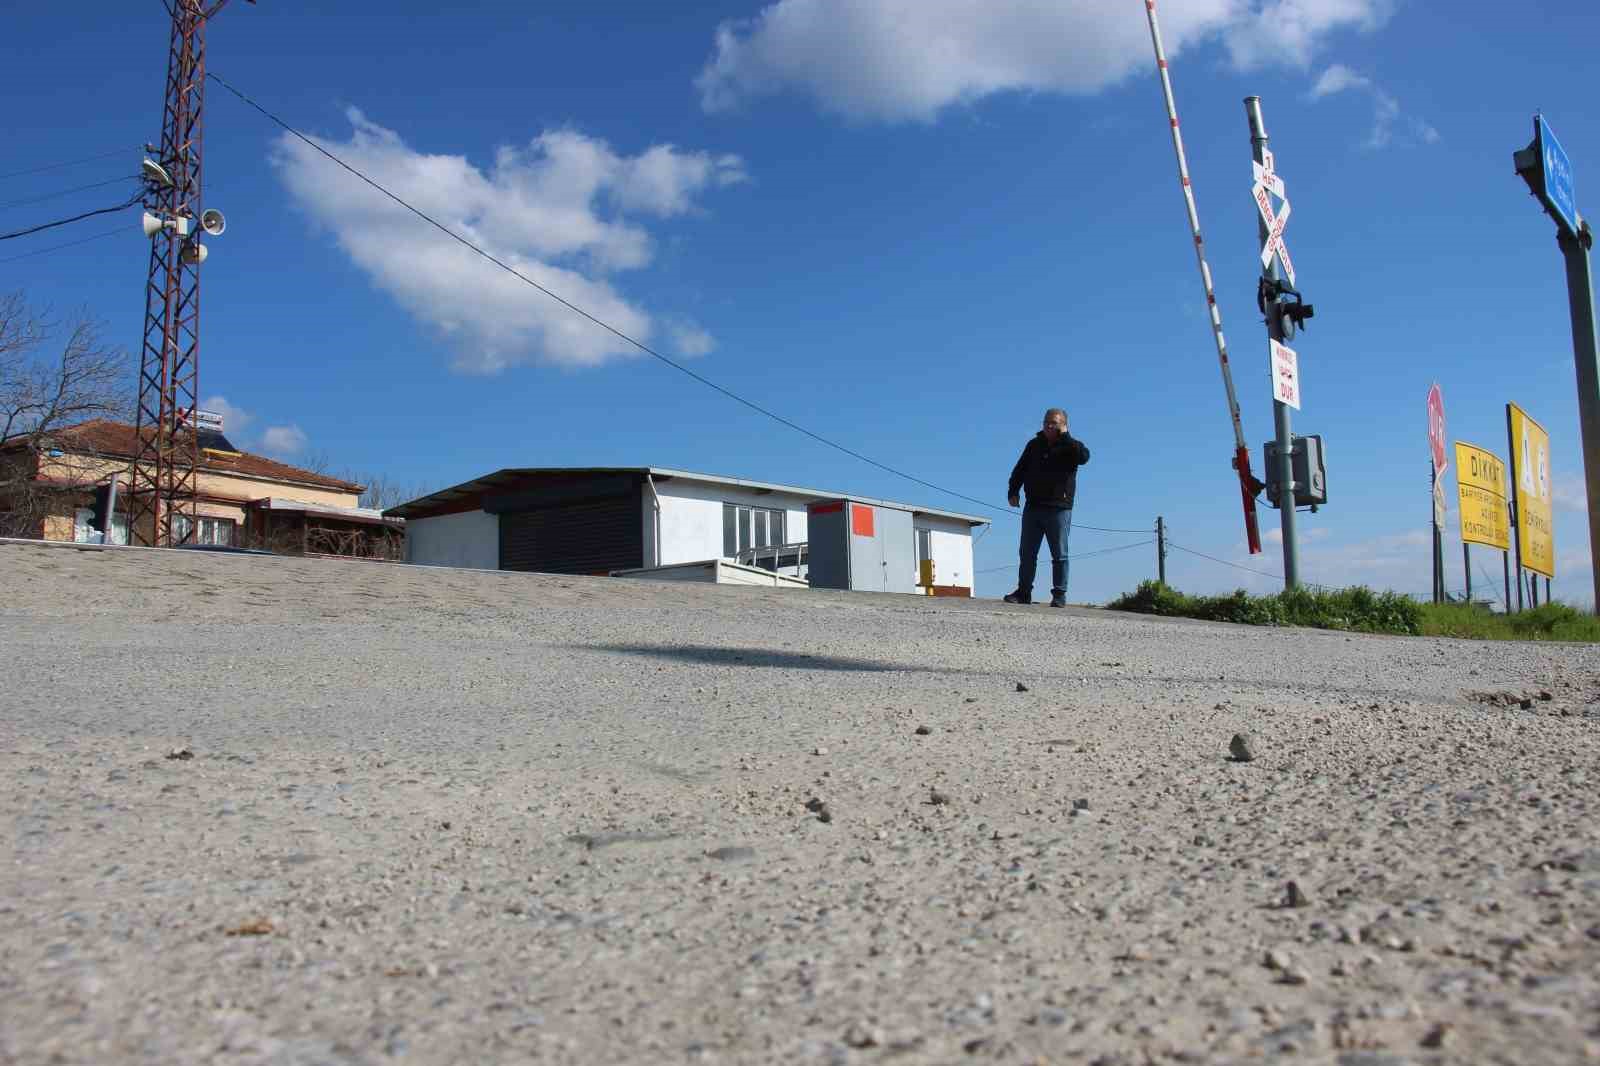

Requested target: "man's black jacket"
[{"left": 1008, "top": 431, "right": 1091, "bottom": 509}]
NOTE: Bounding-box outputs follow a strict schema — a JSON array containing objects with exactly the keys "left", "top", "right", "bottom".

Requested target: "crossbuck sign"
[{"left": 1252, "top": 148, "right": 1296, "bottom": 286}]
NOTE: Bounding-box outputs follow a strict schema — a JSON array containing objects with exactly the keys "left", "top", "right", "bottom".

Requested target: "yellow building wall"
[{"left": 32, "top": 451, "right": 361, "bottom": 542}]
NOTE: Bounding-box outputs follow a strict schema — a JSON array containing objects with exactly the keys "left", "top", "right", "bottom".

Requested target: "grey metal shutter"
[{"left": 499, "top": 495, "right": 643, "bottom": 574}]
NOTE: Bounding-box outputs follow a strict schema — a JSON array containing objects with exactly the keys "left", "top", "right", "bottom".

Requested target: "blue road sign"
[{"left": 1537, "top": 116, "right": 1579, "bottom": 238}]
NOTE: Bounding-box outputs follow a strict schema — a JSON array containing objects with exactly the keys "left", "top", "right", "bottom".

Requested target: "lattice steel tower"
[{"left": 128, "top": 0, "right": 248, "bottom": 546}]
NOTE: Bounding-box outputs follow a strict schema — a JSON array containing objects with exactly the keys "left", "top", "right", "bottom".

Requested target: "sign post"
[
  {"left": 1514, "top": 116, "right": 1597, "bottom": 609},
  {"left": 1246, "top": 97, "right": 1299, "bottom": 590},
  {"left": 1427, "top": 384, "right": 1447, "bottom": 603}
]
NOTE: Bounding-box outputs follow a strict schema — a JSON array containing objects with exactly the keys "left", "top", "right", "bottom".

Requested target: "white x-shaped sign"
[{"left": 1251, "top": 149, "right": 1296, "bottom": 286}]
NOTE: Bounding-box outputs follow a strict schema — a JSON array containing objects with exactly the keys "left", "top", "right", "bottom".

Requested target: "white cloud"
[
  {"left": 1224, "top": 0, "right": 1395, "bottom": 71},
  {"left": 697, "top": 0, "right": 1395, "bottom": 122},
  {"left": 1552, "top": 475, "right": 1588, "bottom": 513},
  {"left": 1310, "top": 62, "right": 1369, "bottom": 97},
  {"left": 1309, "top": 62, "right": 1438, "bottom": 148},
  {"left": 272, "top": 111, "right": 743, "bottom": 372},
  {"left": 664, "top": 317, "right": 717, "bottom": 358},
  {"left": 1211, "top": 527, "right": 1435, "bottom": 594},
  {"left": 1264, "top": 525, "right": 1329, "bottom": 544},
  {"left": 259, "top": 424, "right": 309, "bottom": 458}
]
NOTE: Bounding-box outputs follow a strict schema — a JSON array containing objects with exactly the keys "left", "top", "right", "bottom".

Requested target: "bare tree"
[
  {"left": 0, "top": 292, "right": 130, "bottom": 538},
  {"left": 294, "top": 447, "right": 335, "bottom": 477},
  {"left": 351, "top": 470, "right": 433, "bottom": 512}
]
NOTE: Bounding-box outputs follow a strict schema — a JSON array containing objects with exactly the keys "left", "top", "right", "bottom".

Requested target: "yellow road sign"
[
  {"left": 1507, "top": 403, "right": 1555, "bottom": 578},
  {"left": 1453, "top": 442, "right": 1510, "bottom": 550}
]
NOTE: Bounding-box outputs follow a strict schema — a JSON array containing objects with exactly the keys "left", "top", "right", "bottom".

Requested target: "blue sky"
[{"left": 4, "top": 0, "right": 1599, "bottom": 604}]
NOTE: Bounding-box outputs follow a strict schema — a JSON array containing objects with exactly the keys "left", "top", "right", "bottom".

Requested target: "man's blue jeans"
[{"left": 1017, "top": 502, "right": 1072, "bottom": 598}]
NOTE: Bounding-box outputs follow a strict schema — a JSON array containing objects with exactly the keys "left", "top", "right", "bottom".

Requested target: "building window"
[
  {"left": 916, "top": 528, "right": 932, "bottom": 565},
  {"left": 173, "top": 515, "right": 236, "bottom": 547},
  {"left": 722, "top": 503, "right": 786, "bottom": 557}
]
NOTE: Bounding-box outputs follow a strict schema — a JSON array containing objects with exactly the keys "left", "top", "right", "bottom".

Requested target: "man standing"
[{"left": 1004, "top": 408, "right": 1091, "bottom": 608}]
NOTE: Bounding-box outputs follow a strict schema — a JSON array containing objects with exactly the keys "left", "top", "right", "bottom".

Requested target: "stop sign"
[{"left": 1427, "top": 383, "right": 1447, "bottom": 472}]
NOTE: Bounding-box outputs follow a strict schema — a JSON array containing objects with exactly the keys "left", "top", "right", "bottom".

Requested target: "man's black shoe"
[
  {"left": 1002, "top": 591, "right": 1032, "bottom": 605},
  {"left": 1050, "top": 593, "right": 1067, "bottom": 608}
]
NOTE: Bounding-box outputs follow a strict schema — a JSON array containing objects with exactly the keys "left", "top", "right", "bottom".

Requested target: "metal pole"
[
  {"left": 1507, "top": 406, "right": 1524, "bottom": 612},
  {"left": 1430, "top": 460, "right": 1442, "bottom": 603},
  {"left": 1436, "top": 480, "right": 1447, "bottom": 604},
  {"left": 1246, "top": 97, "right": 1297, "bottom": 591},
  {"left": 1558, "top": 220, "right": 1600, "bottom": 611},
  {"left": 1503, "top": 550, "right": 1511, "bottom": 613},
  {"left": 1143, "top": 1, "right": 1264, "bottom": 555},
  {"left": 1156, "top": 515, "right": 1167, "bottom": 584},
  {"left": 1464, "top": 542, "right": 1472, "bottom": 604},
  {"left": 104, "top": 474, "right": 119, "bottom": 542}
]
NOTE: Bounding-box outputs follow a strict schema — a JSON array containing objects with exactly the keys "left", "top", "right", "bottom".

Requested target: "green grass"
[
  {"left": 1107, "top": 581, "right": 1600, "bottom": 641},
  {"left": 1418, "top": 601, "right": 1600, "bottom": 642}
]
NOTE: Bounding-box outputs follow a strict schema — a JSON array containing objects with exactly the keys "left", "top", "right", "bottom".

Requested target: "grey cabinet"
[{"left": 806, "top": 498, "right": 916, "bottom": 593}]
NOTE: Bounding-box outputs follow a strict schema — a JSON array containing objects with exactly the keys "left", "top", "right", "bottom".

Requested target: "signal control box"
[{"left": 1264, "top": 434, "right": 1327, "bottom": 509}]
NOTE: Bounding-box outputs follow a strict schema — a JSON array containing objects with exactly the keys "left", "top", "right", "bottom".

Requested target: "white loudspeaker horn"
[
  {"left": 199, "top": 209, "right": 226, "bottom": 236},
  {"left": 142, "top": 211, "right": 164, "bottom": 238},
  {"left": 180, "top": 241, "right": 208, "bottom": 265}
]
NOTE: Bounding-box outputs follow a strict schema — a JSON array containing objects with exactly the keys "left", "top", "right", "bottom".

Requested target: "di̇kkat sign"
[
  {"left": 1453, "top": 441, "right": 1510, "bottom": 551},
  {"left": 1507, "top": 402, "right": 1555, "bottom": 579}
]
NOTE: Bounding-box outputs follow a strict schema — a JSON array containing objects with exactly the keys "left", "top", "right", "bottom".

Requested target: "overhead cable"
[
  {"left": 1166, "top": 541, "right": 1283, "bottom": 581},
  {"left": 0, "top": 191, "right": 144, "bottom": 243},
  {"left": 0, "top": 145, "right": 141, "bottom": 181},
  {"left": 976, "top": 538, "right": 1153, "bottom": 573},
  {"left": 0, "top": 174, "right": 139, "bottom": 211},
  {"left": 0, "top": 225, "right": 129, "bottom": 265},
  {"left": 207, "top": 70, "right": 1148, "bottom": 535}
]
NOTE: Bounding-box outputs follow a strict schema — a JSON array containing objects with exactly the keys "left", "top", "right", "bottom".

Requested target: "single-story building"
[
  {"left": 0, "top": 419, "right": 403, "bottom": 559},
  {"left": 385, "top": 467, "right": 987, "bottom": 595}
]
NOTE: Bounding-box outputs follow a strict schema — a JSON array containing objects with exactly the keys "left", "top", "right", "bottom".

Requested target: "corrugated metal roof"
[
  {"left": 253, "top": 497, "right": 403, "bottom": 527},
  {"left": 386, "top": 467, "right": 990, "bottom": 526}
]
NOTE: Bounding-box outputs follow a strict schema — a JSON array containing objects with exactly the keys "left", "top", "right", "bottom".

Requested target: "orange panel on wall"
[{"left": 851, "top": 504, "right": 874, "bottom": 538}]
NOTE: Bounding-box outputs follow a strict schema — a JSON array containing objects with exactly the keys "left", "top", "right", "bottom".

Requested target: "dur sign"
[
  {"left": 1270, "top": 339, "right": 1300, "bottom": 410},
  {"left": 1453, "top": 441, "right": 1509, "bottom": 551}
]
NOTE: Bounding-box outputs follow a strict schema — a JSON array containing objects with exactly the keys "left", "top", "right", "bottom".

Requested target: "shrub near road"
[
  {"left": 1108, "top": 581, "right": 1600, "bottom": 642},
  {"left": 1107, "top": 581, "right": 1424, "bottom": 635}
]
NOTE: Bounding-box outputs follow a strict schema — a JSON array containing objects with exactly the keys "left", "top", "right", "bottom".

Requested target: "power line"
[
  {"left": 0, "top": 174, "right": 139, "bottom": 211},
  {"left": 977, "top": 538, "right": 1153, "bottom": 573},
  {"left": 1167, "top": 539, "right": 1364, "bottom": 594},
  {"left": 0, "top": 145, "right": 141, "bottom": 181},
  {"left": 1167, "top": 541, "right": 1282, "bottom": 581},
  {"left": 0, "top": 225, "right": 129, "bottom": 265},
  {"left": 207, "top": 70, "right": 1149, "bottom": 536},
  {"left": 0, "top": 191, "right": 144, "bottom": 243}
]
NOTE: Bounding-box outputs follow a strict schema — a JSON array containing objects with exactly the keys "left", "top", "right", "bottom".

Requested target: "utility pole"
[
  {"left": 1246, "top": 98, "right": 1298, "bottom": 590},
  {"left": 1155, "top": 516, "right": 1167, "bottom": 584},
  {"left": 127, "top": 0, "right": 248, "bottom": 547},
  {"left": 1514, "top": 116, "right": 1598, "bottom": 610}
]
